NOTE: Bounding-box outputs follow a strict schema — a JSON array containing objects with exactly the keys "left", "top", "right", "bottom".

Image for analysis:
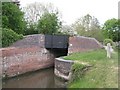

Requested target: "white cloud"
[{"left": 20, "top": 0, "right": 119, "bottom": 25}]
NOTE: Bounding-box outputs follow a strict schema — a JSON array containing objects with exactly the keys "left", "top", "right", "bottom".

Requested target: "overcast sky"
[{"left": 19, "top": 0, "right": 119, "bottom": 25}]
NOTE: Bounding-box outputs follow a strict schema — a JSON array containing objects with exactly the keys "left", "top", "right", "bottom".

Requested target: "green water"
[{"left": 2, "top": 68, "right": 67, "bottom": 88}]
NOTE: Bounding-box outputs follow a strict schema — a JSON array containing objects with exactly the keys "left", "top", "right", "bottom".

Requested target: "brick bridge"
[{"left": 0, "top": 34, "right": 102, "bottom": 78}]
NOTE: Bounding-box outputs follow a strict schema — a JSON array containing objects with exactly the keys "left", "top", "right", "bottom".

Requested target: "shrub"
[
  {"left": 103, "top": 39, "right": 114, "bottom": 46},
  {"left": 2, "top": 28, "right": 23, "bottom": 47}
]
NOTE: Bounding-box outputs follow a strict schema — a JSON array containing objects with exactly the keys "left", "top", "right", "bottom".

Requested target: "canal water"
[{"left": 2, "top": 68, "right": 67, "bottom": 88}]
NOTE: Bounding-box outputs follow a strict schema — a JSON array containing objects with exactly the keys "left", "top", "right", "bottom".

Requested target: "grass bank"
[{"left": 63, "top": 49, "right": 118, "bottom": 88}]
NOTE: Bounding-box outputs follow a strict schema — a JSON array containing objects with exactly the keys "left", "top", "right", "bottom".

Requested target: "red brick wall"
[
  {"left": 68, "top": 36, "right": 102, "bottom": 54},
  {"left": 1, "top": 46, "right": 55, "bottom": 78}
]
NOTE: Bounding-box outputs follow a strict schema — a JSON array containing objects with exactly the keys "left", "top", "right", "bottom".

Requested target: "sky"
[{"left": 19, "top": 0, "right": 119, "bottom": 25}]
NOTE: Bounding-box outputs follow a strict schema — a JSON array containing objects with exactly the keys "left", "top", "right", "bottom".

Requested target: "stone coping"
[{"left": 55, "top": 58, "right": 74, "bottom": 63}]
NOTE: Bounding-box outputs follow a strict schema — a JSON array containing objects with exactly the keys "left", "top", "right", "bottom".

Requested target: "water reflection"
[{"left": 2, "top": 68, "right": 67, "bottom": 88}]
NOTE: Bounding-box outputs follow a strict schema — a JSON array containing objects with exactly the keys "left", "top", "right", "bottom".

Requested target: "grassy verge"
[{"left": 63, "top": 49, "right": 118, "bottom": 88}]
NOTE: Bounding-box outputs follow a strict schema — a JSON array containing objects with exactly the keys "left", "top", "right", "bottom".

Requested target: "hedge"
[
  {"left": 2, "top": 28, "right": 23, "bottom": 47},
  {"left": 103, "top": 39, "right": 114, "bottom": 46}
]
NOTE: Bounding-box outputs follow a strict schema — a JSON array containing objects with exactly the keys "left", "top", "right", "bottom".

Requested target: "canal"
[{"left": 2, "top": 68, "right": 67, "bottom": 88}]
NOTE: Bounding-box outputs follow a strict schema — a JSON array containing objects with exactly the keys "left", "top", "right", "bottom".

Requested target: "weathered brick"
[
  {"left": 1, "top": 46, "right": 55, "bottom": 78},
  {"left": 68, "top": 36, "right": 102, "bottom": 54},
  {"left": 1, "top": 34, "right": 102, "bottom": 78}
]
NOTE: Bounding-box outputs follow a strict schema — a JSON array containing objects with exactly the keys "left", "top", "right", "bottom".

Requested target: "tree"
[
  {"left": 24, "top": 24, "right": 38, "bottom": 35},
  {"left": 72, "top": 14, "right": 103, "bottom": 41},
  {"left": 102, "top": 18, "right": 120, "bottom": 42},
  {"left": 2, "top": 2, "right": 26, "bottom": 34},
  {"left": 23, "top": 2, "right": 59, "bottom": 25},
  {"left": 58, "top": 25, "right": 77, "bottom": 36},
  {"left": 37, "top": 12, "right": 61, "bottom": 34},
  {"left": 22, "top": 2, "right": 60, "bottom": 35}
]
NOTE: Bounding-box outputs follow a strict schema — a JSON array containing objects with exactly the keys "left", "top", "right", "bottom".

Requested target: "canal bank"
[
  {"left": 54, "top": 58, "right": 74, "bottom": 80},
  {"left": 62, "top": 49, "right": 118, "bottom": 88},
  {"left": 54, "top": 57, "right": 91, "bottom": 81}
]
